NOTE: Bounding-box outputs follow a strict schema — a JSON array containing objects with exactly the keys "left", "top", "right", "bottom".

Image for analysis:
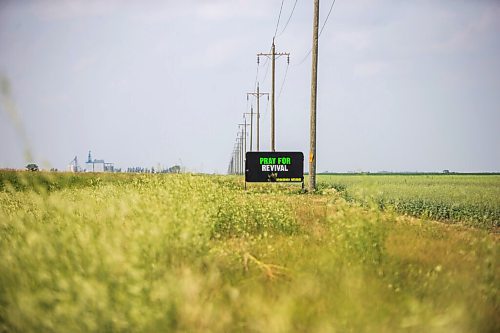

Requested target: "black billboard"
[{"left": 245, "top": 152, "right": 304, "bottom": 182}]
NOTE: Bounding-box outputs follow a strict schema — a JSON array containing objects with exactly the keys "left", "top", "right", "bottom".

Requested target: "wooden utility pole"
[
  {"left": 240, "top": 134, "right": 244, "bottom": 175},
  {"left": 238, "top": 122, "right": 249, "bottom": 174},
  {"left": 233, "top": 145, "right": 237, "bottom": 174},
  {"left": 239, "top": 121, "right": 250, "bottom": 155},
  {"left": 309, "top": 0, "right": 319, "bottom": 192},
  {"left": 247, "top": 83, "right": 269, "bottom": 152},
  {"left": 237, "top": 146, "right": 241, "bottom": 174},
  {"left": 243, "top": 119, "right": 246, "bottom": 158},
  {"left": 271, "top": 41, "right": 276, "bottom": 152},
  {"left": 234, "top": 143, "right": 240, "bottom": 174},
  {"left": 244, "top": 108, "right": 254, "bottom": 152},
  {"left": 258, "top": 39, "right": 289, "bottom": 152},
  {"left": 237, "top": 135, "right": 243, "bottom": 175}
]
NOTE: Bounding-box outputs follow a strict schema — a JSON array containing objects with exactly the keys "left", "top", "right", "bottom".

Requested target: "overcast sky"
[{"left": 1, "top": 0, "right": 499, "bottom": 173}]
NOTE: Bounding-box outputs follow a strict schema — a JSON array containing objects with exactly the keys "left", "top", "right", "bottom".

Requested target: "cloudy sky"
[{"left": 1, "top": 0, "right": 499, "bottom": 173}]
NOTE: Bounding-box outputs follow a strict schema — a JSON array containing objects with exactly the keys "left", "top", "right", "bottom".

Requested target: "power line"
[
  {"left": 277, "top": 62, "right": 289, "bottom": 99},
  {"left": 240, "top": 0, "right": 294, "bottom": 157},
  {"left": 297, "top": 49, "right": 312, "bottom": 66},
  {"left": 278, "top": 0, "right": 298, "bottom": 37},
  {"left": 273, "top": 0, "right": 286, "bottom": 39},
  {"left": 253, "top": 61, "right": 259, "bottom": 90},
  {"left": 262, "top": 56, "right": 271, "bottom": 83},
  {"left": 319, "top": 0, "right": 336, "bottom": 36},
  {"left": 256, "top": 43, "right": 272, "bottom": 87},
  {"left": 296, "top": 0, "right": 337, "bottom": 66}
]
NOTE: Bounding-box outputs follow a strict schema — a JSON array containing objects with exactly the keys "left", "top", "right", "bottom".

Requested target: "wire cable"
[
  {"left": 256, "top": 42, "right": 272, "bottom": 87},
  {"left": 273, "top": 0, "right": 286, "bottom": 39},
  {"left": 277, "top": 62, "right": 289, "bottom": 99},
  {"left": 253, "top": 61, "right": 259, "bottom": 90},
  {"left": 296, "top": 0, "right": 337, "bottom": 66},
  {"left": 319, "top": 0, "right": 336, "bottom": 36},
  {"left": 278, "top": 0, "right": 298, "bottom": 37},
  {"left": 262, "top": 56, "right": 269, "bottom": 82}
]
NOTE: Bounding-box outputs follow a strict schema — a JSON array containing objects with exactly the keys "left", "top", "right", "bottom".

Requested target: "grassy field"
[
  {"left": 318, "top": 174, "right": 500, "bottom": 229},
  {"left": 0, "top": 171, "right": 498, "bottom": 332}
]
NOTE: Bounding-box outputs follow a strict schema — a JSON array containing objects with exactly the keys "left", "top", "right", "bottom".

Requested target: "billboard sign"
[{"left": 245, "top": 152, "right": 304, "bottom": 182}]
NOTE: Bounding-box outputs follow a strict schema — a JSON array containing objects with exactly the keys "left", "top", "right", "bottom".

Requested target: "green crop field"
[
  {"left": 318, "top": 174, "right": 500, "bottom": 229},
  {"left": 0, "top": 171, "right": 498, "bottom": 332}
]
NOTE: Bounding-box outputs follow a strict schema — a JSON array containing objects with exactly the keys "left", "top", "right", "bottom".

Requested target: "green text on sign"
[{"left": 259, "top": 157, "right": 291, "bottom": 165}]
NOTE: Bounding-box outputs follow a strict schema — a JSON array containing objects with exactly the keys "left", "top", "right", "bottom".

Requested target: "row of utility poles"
[
  {"left": 227, "top": 103, "right": 257, "bottom": 175},
  {"left": 228, "top": 38, "right": 289, "bottom": 175},
  {"left": 228, "top": 0, "right": 320, "bottom": 193}
]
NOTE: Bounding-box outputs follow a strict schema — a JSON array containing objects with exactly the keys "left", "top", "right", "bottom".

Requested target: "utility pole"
[
  {"left": 241, "top": 138, "right": 244, "bottom": 175},
  {"left": 232, "top": 145, "right": 236, "bottom": 174},
  {"left": 239, "top": 121, "right": 250, "bottom": 154},
  {"left": 236, "top": 136, "right": 243, "bottom": 175},
  {"left": 244, "top": 108, "right": 254, "bottom": 152},
  {"left": 229, "top": 155, "right": 234, "bottom": 175},
  {"left": 309, "top": 0, "right": 319, "bottom": 192},
  {"left": 234, "top": 141, "right": 238, "bottom": 174},
  {"left": 247, "top": 83, "right": 269, "bottom": 152},
  {"left": 239, "top": 121, "right": 250, "bottom": 174},
  {"left": 241, "top": 134, "right": 244, "bottom": 175},
  {"left": 235, "top": 146, "right": 240, "bottom": 174},
  {"left": 258, "top": 39, "right": 289, "bottom": 152},
  {"left": 231, "top": 149, "right": 237, "bottom": 174},
  {"left": 239, "top": 136, "right": 243, "bottom": 175},
  {"left": 235, "top": 143, "right": 241, "bottom": 175}
]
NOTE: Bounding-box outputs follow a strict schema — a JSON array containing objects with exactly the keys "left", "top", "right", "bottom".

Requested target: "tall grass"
[{"left": 0, "top": 172, "right": 498, "bottom": 332}]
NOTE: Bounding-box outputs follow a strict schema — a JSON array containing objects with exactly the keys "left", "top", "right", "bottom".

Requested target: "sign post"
[{"left": 245, "top": 152, "right": 304, "bottom": 189}]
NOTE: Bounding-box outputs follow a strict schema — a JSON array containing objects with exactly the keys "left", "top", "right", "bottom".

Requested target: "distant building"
[
  {"left": 85, "top": 151, "right": 114, "bottom": 172},
  {"left": 68, "top": 156, "right": 80, "bottom": 172}
]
